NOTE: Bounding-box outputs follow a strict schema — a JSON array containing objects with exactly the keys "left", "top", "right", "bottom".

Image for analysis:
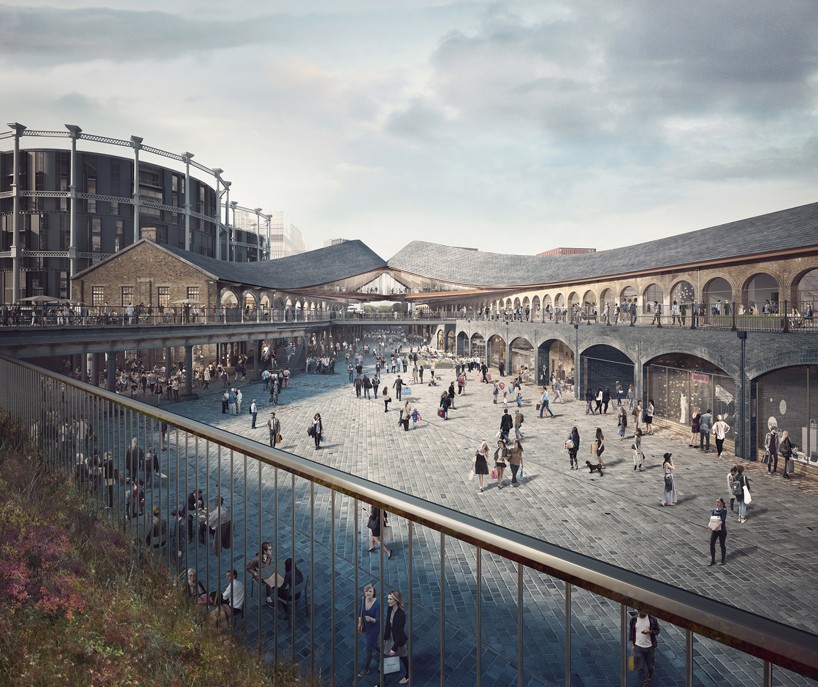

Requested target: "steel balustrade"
[{"left": 1, "top": 354, "right": 817, "bottom": 686}]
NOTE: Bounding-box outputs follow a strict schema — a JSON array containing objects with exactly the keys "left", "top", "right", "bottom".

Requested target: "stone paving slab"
[{"left": 107, "top": 350, "right": 818, "bottom": 687}]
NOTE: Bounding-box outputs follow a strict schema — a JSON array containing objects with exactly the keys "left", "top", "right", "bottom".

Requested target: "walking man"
[
  {"left": 539, "top": 387, "right": 555, "bottom": 418},
  {"left": 250, "top": 399, "right": 258, "bottom": 429},
  {"left": 629, "top": 609, "right": 660, "bottom": 687},
  {"left": 500, "top": 408, "right": 513, "bottom": 443},
  {"left": 393, "top": 374, "right": 404, "bottom": 401},
  {"left": 267, "top": 412, "right": 281, "bottom": 448}
]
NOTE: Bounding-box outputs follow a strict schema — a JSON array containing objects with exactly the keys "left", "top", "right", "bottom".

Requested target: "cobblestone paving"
[{"left": 119, "top": 353, "right": 818, "bottom": 687}]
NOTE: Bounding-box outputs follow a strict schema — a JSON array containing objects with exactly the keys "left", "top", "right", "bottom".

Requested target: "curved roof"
[
  {"left": 387, "top": 202, "right": 818, "bottom": 287},
  {"left": 164, "top": 239, "right": 387, "bottom": 289}
]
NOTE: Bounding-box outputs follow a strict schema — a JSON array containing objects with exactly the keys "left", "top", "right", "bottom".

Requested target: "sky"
[{"left": 3, "top": 0, "right": 818, "bottom": 258}]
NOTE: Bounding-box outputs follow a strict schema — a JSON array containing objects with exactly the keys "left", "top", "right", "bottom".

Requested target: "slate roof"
[
  {"left": 162, "top": 239, "right": 387, "bottom": 289},
  {"left": 387, "top": 202, "right": 818, "bottom": 287}
]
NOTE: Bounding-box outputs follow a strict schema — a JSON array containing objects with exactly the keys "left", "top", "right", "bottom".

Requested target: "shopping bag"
[
  {"left": 743, "top": 485, "right": 752, "bottom": 504},
  {"left": 383, "top": 655, "right": 401, "bottom": 674},
  {"left": 490, "top": 468, "right": 498, "bottom": 479},
  {"left": 403, "top": 386, "right": 412, "bottom": 396},
  {"left": 627, "top": 655, "right": 635, "bottom": 671},
  {"left": 437, "top": 408, "right": 445, "bottom": 418},
  {"left": 786, "top": 458, "right": 795, "bottom": 473},
  {"left": 468, "top": 468, "right": 475, "bottom": 481},
  {"left": 518, "top": 468, "right": 524, "bottom": 480}
]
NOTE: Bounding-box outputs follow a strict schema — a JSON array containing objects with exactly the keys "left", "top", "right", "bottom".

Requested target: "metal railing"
[{"left": 1, "top": 354, "right": 816, "bottom": 686}]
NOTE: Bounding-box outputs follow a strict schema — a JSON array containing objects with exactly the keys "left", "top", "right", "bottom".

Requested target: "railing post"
[
  {"left": 620, "top": 604, "right": 628, "bottom": 687},
  {"left": 731, "top": 301, "right": 737, "bottom": 331},
  {"left": 783, "top": 299, "right": 790, "bottom": 333},
  {"left": 686, "top": 629, "right": 694, "bottom": 687},
  {"left": 565, "top": 582, "right": 572, "bottom": 687}
]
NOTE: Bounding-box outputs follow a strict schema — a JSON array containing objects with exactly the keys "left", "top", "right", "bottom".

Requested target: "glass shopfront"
[
  {"left": 647, "top": 355, "right": 735, "bottom": 430},
  {"left": 755, "top": 366, "right": 818, "bottom": 467}
]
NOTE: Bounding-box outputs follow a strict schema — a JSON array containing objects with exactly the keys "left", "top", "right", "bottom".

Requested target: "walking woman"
[
  {"left": 780, "top": 430, "right": 794, "bottom": 479},
  {"left": 617, "top": 405, "right": 628, "bottom": 440},
  {"left": 595, "top": 388, "right": 604, "bottom": 414},
  {"left": 633, "top": 400, "right": 643, "bottom": 434},
  {"left": 357, "top": 583, "right": 381, "bottom": 677},
  {"left": 627, "top": 384, "right": 635, "bottom": 411},
  {"left": 632, "top": 428, "right": 644, "bottom": 471},
  {"left": 592, "top": 427, "right": 605, "bottom": 468},
  {"left": 660, "top": 453, "right": 676, "bottom": 506},
  {"left": 566, "top": 427, "right": 580, "bottom": 470},
  {"left": 312, "top": 412, "right": 323, "bottom": 450},
  {"left": 474, "top": 440, "right": 490, "bottom": 493},
  {"left": 645, "top": 399, "right": 655, "bottom": 435},
  {"left": 365, "top": 505, "right": 393, "bottom": 558},
  {"left": 494, "top": 439, "right": 509, "bottom": 489},
  {"left": 508, "top": 440, "right": 524, "bottom": 486},
  {"left": 689, "top": 410, "right": 701, "bottom": 447},
  {"left": 708, "top": 497, "right": 728, "bottom": 566},
  {"left": 384, "top": 590, "right": 409, "bottom": 684},
  {"left": 712, "top": 415, "right": 731, "bottom": 458},
  {"left": 734, "top": 465, "right": 751, "bottom": 523}
]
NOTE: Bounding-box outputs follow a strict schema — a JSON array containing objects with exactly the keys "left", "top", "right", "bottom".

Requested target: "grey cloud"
[{"left": 0, "top": 4, "right": 276, "bottom": 63}]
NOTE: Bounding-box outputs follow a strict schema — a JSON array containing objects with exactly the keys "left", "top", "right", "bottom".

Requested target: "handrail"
[{"left": 2, "top": 352, "right": 817, "bottom": 679}]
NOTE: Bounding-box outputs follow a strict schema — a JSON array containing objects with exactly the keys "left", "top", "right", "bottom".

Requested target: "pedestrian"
[
  {"left": 354, "top": 375, "right": 362, "bottom": 398},
  {"left": 473, "top": 440, "right": 491, "bottom": 492},
  {"left": 632, "top": 428, "right": 644, "bottom": 471},
  {"left": 447, "top": 381, "right": 456, "bottom": 409},
  {"left": 629, "top": 609, "right": 660, "bottom": 687},
  {"left": 733, "top": 464, "right": 751, "bottom": 522},
  {"left": 708, "top": 497, "right": 728, "bottom": 566},
  {"left": 595, "top": 388, "right": 603, "bottom": 414},
  {"left": 228, "top": 388, "right": 237, "bottom": 415},
  {"left": 699, "top": 408, "right": 713, "bottom": 452},
  {"left": 539, "top": 387, "right": 555, "bottom": 418},
  {"left": 250, "top": 399, "right": 258, "bottom": 429},
  {"left": 765, "top": 426, "right": 779, "bottom": 474},
  {"left": 585, "top": 386, "right": 595, "bottom": 414},
  {"left": 365, "top": 505, "right": 393, "bottom": 558},
  {"left": 689, "top": 410, "right": 701, "bottom": 447},
  {"left": 311, "top": 413, "right": 323, "bottom": 450},
  {"left": 645, "top": 399, "right": 655, "bottom": 435},
  {"left": 565, "top": 427, "right": 580, "bottom": 470},
  {"left": 267, "top": 412, "right": 281, "bottom": 448},
  {"left": 660, "top": 453, "right": 676, "bottom": 506},
  {"left": 494, "top": 439, "right": 509, "bottom": 488},
  {"left": 779, "top": 430, "right": 795, "bottom": 479},
  {"left": 633, "top": 401, "right": 643, "bottom": 433},
  {"left": 383, "top": 590, "right": 409, "bottom": 685},
  {"left": 627, "top": 384, "right": 635, "bottom": 411},
  {"left": 513, "top": 408, "right": 524, "bottom": 441},
  {"left": 492, "top": 381, "right": 500, "bottom": 404},
  {"left": 499, "top": 408, "right": 513, "bottom": 442},
  {"left": 712, "top": 415, "right": 731, "bottom": 457},
  {"left": 439, "top": 392, "right": 451, "bottom": 420},
  {"left": 393, "top": 374, "right": 404, "bottom": 401},
  {"left": 726, "top": 466, "right": 738, "bottom": 511},
  {"left": 601, "top": 387, "right": 611, "bottom": 414},
  {"left": 617, "top": 405, "right": 628, "bottom": 440},
  {"left": 372, "top": 374, "right": 380, "bottom": 399},
  {"left": 508, "top": 440, "right": 524, "bottom": 486},
  {"left": 592, "top": 427, "right": 605, "bottom": 468},
  {"left": 357, "top": 584, "right": 381, "bottom": 678},
  {"left": 383, "top": 389, "right": 392, "bottom": 413}
]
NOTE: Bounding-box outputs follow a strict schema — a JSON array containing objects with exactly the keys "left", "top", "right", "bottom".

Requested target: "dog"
[{"left": 585, "top": 461, "right": 604, "bottom": 476}]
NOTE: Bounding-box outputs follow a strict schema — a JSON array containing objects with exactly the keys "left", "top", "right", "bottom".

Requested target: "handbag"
[
  {"left": 708, "top": 515, "right": 722, "bottom": 531},
  {"left": 468, "top": 468, "right": 475, "bottom": 481},
  {"left": 565, "top": 439, "right": 574, "bottom": 450},
  {"left": 437, "top": 408, "right": 445, "bottom": 418},
  {"left": 383, "top": 655, "right": 401, "bottom": 674},
  {"left": 276, "top": 434, "right": 282, "bottom": 444},
  {"left": 762, "top": 452, "right": 770, "bottom": 465},
  {"left": 490, "top": 468, "right": 498, "bottom": 479},
  {"left": 536, "top": 402, "right": 541, "bottom": 411},
  {"left": 627, "top": 655, "right": 635, "bottom": 671},
  {"left": 743, "top": 485, "right": 752, "bottom": 504},
  {"left": 785, "top": 458, "right": 795, "bottom": 473}
]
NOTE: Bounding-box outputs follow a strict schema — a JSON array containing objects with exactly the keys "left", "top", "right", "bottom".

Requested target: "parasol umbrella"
[
  {"left": 171, "top": 298, "right": 204, "bottom": 305},
  {"left": 17, "top": 295, "right": 58, "bottom": 304}
]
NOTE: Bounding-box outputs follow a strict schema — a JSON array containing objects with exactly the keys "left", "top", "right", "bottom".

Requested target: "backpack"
[
  {"left": 731, "top": 478, "right": 742, "bottom": 497},
  {"left": 519, "top": 414, "right": 524, "bottom": 425}
]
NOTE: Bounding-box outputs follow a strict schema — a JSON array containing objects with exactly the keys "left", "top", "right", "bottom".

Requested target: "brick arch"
[
  {"left": 643, "top": 345, "right": 739, "bottom": 380},
  {"left": 748, "top": 349, "right": 818, "bottom": 381},
  {"left": 219, "top": 287, "right": 239, "bottom": 306}
]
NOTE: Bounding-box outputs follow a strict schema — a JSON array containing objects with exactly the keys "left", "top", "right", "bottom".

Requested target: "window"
[
  {"left": 140, "top": 186, "right": 162, "bottom": 218},
  {"left": 157, "top": 286, "right": 170, "bottom": 308},
  {"left": 187, "top": 286, "right": 199, "bottom": 302},
  {"left": 111, "top": 200, "right": 119, "bottom": 216},
  {"left": 59, "top": 271, "right": 68, "bottom": 300},
  {"left": 87, "top": 176, "right": 96, "bottom": 213},
  {"left": 121, "top": 286, "right": 134, "bottom": 307},
  {"left": 139, "top": 168, "right": 161, "bottom": 187},
  {"left": 91, "top": 286, "right": 105, "bottom": 307},
  {"left": 112, "top": 219, "right": 123, "bottom": 252},
  {"left": 60, "top": 174, "right": 68, "bottom": 211},
  {"left": 111, "top": 164, "right": 120, "bottom": 192},
  {"left": 90, "top": 217, "right": 102, "bottom": 252}
]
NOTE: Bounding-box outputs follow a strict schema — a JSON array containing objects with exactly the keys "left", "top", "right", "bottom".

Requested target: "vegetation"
[{"left": 0, "top": 413, "right": 304, "bottom": 687}]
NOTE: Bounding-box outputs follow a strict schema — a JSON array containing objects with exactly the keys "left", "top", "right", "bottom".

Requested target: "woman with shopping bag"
[
  {"left": 707, "top": 497, "right": 728, "bottom": 566},
  {"left": 383, "top": 590, "right": 409, "bottom": 684}
]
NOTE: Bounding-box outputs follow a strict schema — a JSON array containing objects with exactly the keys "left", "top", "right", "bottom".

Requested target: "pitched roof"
[
  {"left": 161, "top": 240, "right": 387, "bottom": 289},
  {"left": 387, "top": 202, "right": 818, "bottom": 287}
]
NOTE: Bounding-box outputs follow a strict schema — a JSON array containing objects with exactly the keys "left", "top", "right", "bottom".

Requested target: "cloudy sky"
[{"left": 3, "top": 0, "right": 818, "bottom": 257}]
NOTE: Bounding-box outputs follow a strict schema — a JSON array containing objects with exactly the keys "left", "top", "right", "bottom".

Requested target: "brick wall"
[{"left": 71, "top": 240, "right": 216, "bottom": 310}]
